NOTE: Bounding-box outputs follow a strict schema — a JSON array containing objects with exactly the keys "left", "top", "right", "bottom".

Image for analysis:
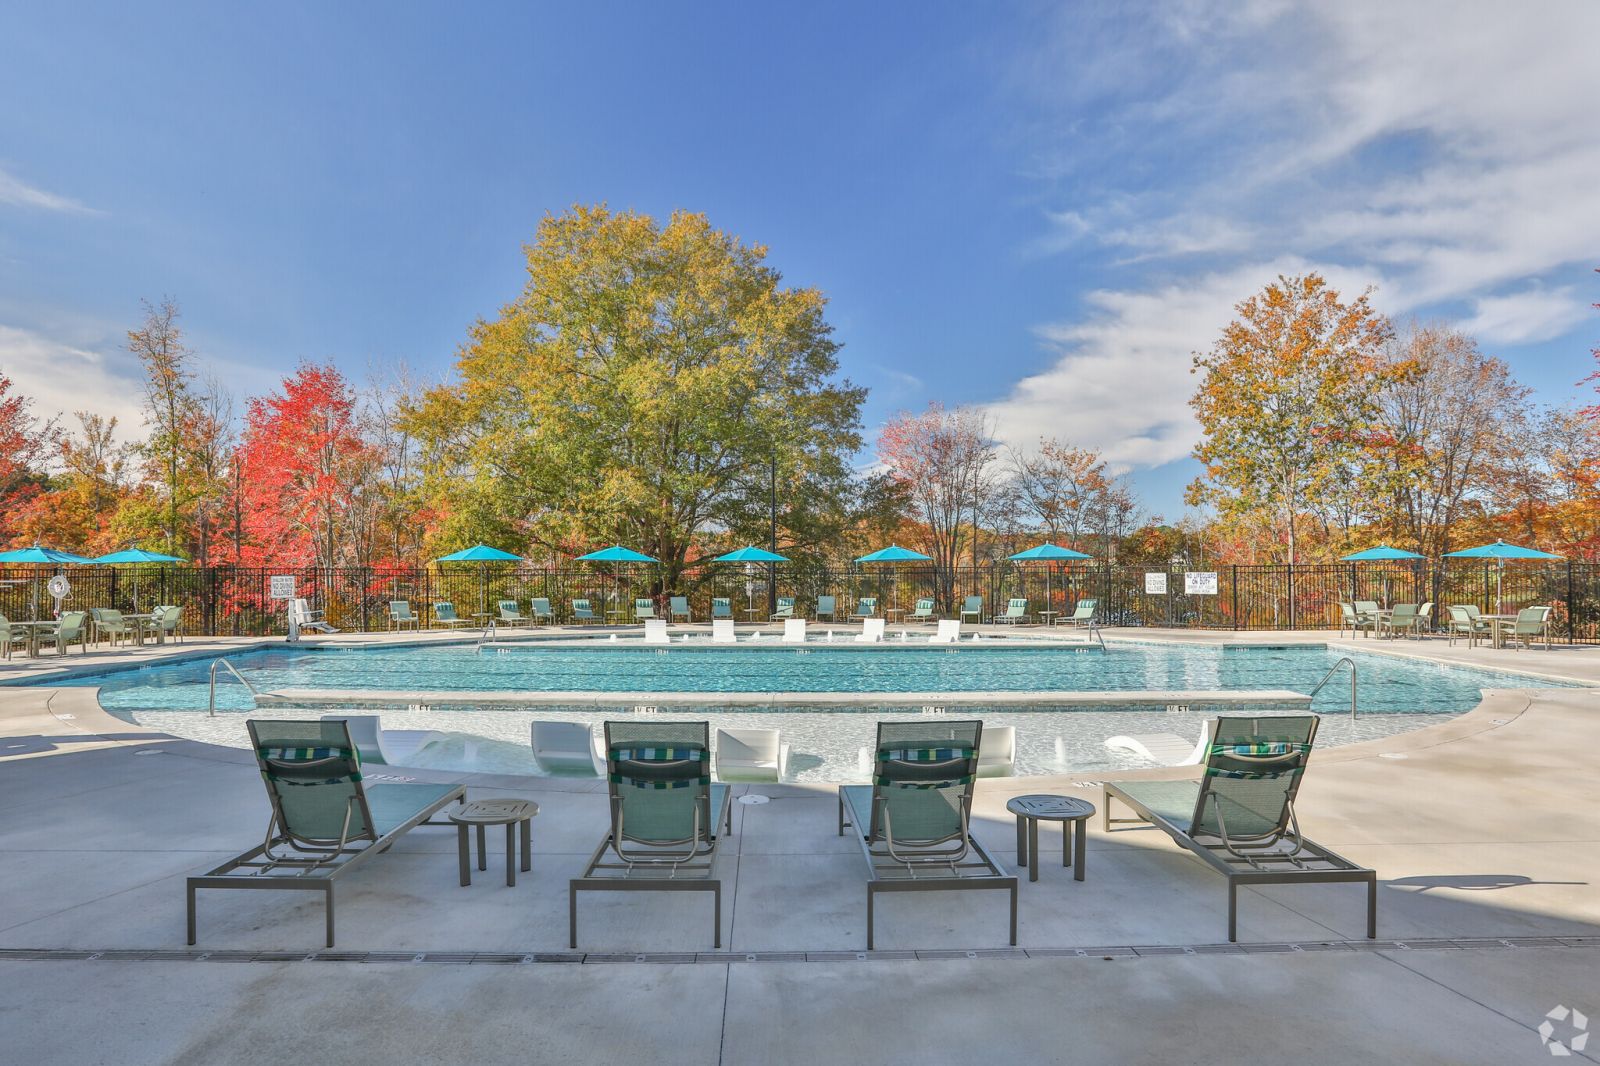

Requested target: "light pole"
[{"left": 768, "top": 446, "right": 778, "bottom": 615}]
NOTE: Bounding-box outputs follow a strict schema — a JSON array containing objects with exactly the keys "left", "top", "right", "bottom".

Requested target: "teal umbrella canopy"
[
  {"left": 576, "top": 545, "right": 660, "bottom": 563},
  {"left": 713, "top": 546, "right": 790, "bottom": 563},
  {"left": 436, "top": 543, "right": 522, "bottom": 563},
  {"left": 855, "top": 545, "right": 932, "bottom": 563},
  {"left": 1009, "top": 543, "right": 1094, "bottom": 562},
  {"left": 1443, "top": 540, "right": 1562, "bottom": 560},
  {"left": 0, "top": 545, "right": 93, "bottom": 564},
  {"left": 1340, "top": 546, "right": 1426, "bottom": 561},
  {"left": 92, "top": 548, "right": 187, "bottom": 564}
]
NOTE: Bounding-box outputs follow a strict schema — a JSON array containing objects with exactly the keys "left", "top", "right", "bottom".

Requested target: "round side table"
[
  {"left": 1007, "top": 794, "right": 1095, "bottom": 884},
  {"left": 449, "top": 798, "right": 539, "bottom": 887}
]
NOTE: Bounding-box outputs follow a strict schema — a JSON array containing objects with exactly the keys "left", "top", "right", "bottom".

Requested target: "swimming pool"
[{"left": 44, "top": 639, "right": 1583, "bottom": 780}]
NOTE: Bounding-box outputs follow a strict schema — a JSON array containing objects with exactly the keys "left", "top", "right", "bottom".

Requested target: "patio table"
[
  {"left": 1037, "top": 610, "right": 1059, "bottom": 627},
  {"left": 449, "top": 798, "right": 538, "bottom": 887},
  {"left": 1483, "top": 614, "right": 1518, "bottom": 649},
  {"left": 1008, "top": 794, "right": 1095, "bottom": 883},
  {"left": 13, "top": 619, "right": 60, "bottom": 657}
]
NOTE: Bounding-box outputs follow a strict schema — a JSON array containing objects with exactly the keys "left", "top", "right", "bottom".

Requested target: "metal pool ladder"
[
  {"left": 207, "top": 658, "right": 260, "bottom": 717},
  {"left": 476, "top": 618, "right": 497, "bottom": 649},
  {"left": 1309, "top": 657, "right": 1358, "bottom": 719}
]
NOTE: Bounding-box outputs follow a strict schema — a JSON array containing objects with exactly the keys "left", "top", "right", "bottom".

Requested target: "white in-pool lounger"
[
  {"left": 712, "top": 618, "right": 737, "bottom": 644},
  {"left": 854, "top": 618, "right": 886, "bottom": 643},
  {"left": 715, "top": 727, "right": 790, "bottom": 783},
  {"left": 782, "top": 618, "right": 807, "bottom": 643},
  {"left": 1103, "top": 719, "right": 1217, "bottom": 767},
  {"left": 930, "top": 619, "right": 961, "bottom": 643},
  {"left": 530, "top": 720, "right": 603, "bottom": 775},
  {"left": 642, "top": 618, "right": 670, "bottom": 644}
]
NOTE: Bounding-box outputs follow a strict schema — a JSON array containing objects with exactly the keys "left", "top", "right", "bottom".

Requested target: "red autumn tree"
[{"left": 0, "top": 375, "right": 60, "bottom": 547}]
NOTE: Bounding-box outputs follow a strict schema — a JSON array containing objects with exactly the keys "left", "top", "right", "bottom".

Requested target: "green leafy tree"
[{"left": 407, "top": 204, "right": 865, "bottom": 586}]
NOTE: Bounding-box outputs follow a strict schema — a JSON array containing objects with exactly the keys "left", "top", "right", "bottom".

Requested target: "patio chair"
[
  {"left": 1336, "top": 602, "right": 1375, "bottom": 639},
  {"left": 959, "top": 596, "right": 984, "bottom": 625},
  {"left": 530, "top": 720, "right": 602, "bottom": 775},
  {"left": 976, "top": 725, "right": 1016, "bottom": 778},
  {"left": 711, "top": 597, "right": 733, "bottom": 621},
  {"left": 1415, "top": 602, "right": 1434, "bottom": 634},
  {"left": 669, "top": 596, "right": 692, "bottom": 623},
  {"left": 1102, "top": 714, "right": 1376, "bottom": 943},
  {"left": 782, "top": 618, "right": 807, "bottom": 643},
  {"left": 770, "top": 596, "right": 795, "bottom": 622},
  {"left": 91, "top": 607, "right": 135, "bottom": 648},
  {"left": 388, "top": 601, "right": 420, "bottom": 631},
  {"left": 908, "top": 598, "right": 936, "bottom": 623},
  {"left": 712, "top": 618, "right": 737, "bottom": 644},
  {"left": 643, "top": 618, "right": 669, "bottom": 644},
  {"left": 530, "top": 598, "right": 554, "bottom": 625},
  {"left": 320, "top": 714, "right": 443, "bottom": 767},
  {"left": 1378, "top": 603, "right": 1420, "bottom": 640},
  {"left": 570, "top": 599, "right": 599, "bottom": 625},
  {"left": 0, "top": 615, "right": 30, "bottom": 659},
  {"left": 42, "top": 611, "right": 89, "bottom": 655},
  {"left": 137, "top": 605, "right": 181, "bottom": 644},
  {"left": 1445, "top": 605, "right": 1487, "bottom": 647},
  {"left": 1353, "top": 600, "right": 1381, "bottom": 628},
  {"left": 497, "top": 600, "right": 530, "bottom": 627},
  {"left": 816, "top": 595, "right": 838, "bottom": 622},
  {"left": 1066, "top": 598, "right": 1098, "bottom": 627},
  {"left": 854, "top": 618, "right": 886, "bottom": 643},
  {"left": 849, "top": 597, "right": 877, "bottom": 621},
  {"left": 930, "top": 619, "right": 961, "bottom": 643},
  {"left": 571, "top": 720, "right": 733, "bottom": 948},
  {"left": 430, "top": 601, "right": 472, "bottom": 629},
  {"left": 1503, "top": 605, "right": 1553, "bottom": 650},
  {"left": 715, "top": 727, "right": 790, "bottom": 783},
  {"left": 635, "top": 598, "right": 657, "bottom": 623},
  {"left": 838, "top": 719, "right": 1017, "bottom": 948},
  {"left": 288, "top": 598, "right": 340, "bottom": 634},
  {"left": 187, "top": 718, "right": 465, "bottom": 947},
  {"left": 993, "top": 598, "right": 1029, "bottom": 625}
]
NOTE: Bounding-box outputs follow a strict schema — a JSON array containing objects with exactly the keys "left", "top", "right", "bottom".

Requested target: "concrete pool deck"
[{"left": 2, "top": 628, "right": 1599, "bottom": 1063}]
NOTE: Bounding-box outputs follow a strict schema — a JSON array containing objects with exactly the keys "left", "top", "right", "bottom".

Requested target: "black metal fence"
[{"left": 3, "top": 561, "right": 1597, "bottom": 642}]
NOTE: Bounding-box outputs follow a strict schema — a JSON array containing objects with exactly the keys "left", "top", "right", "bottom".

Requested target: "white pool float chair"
[
  {"left": 854, "top": 618, "right": 885, "bottom": 643},
  {"left": 976, "top": 725, "right": 1016, "bottom": 778},
  {"left": 530, "top": 720, "right": 603, "bottom": 775},
  {"left": 782, "top": 618, "right": 807, "bottom": 643},
  {"left": 321, "top": 714, "right": 441, "bottom": 767},
  {"left": 930, "top": 619, "right": 961, "bottom": 644},
  {"left": 1103, "top": 719, "right": 1218, "bottom": 767},
  {"left": 642, "top": 618, "right": 669, "bottom": 644},
  {"left": 712, "top": 618, "right": 737, "bottom": 644},
  {"left": 714, "top": 727, "right": 790, "bottom": 783}
]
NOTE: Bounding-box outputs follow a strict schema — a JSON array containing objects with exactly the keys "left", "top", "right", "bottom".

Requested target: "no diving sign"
[{"left": 269, "top": 575, "right": 296, "bottom": 600}]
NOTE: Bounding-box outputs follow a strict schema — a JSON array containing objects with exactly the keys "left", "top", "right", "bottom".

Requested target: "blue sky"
[{"left": 2, "top": 1, "right": 1597, "bottom": 518}]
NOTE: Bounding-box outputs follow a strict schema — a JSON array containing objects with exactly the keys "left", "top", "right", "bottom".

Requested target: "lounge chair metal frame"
[
  {"left": 570, "top": 721, "right": 734, "bottom": 948},
  {"left": 187, "top": 720, "right": 464, "bottom": 948},
  {"left": 838, "top": 720, "right": 1018, "bottom": 949},
  {"left": 1101, "top": 715, "right": 1375, "bottom": 942}
]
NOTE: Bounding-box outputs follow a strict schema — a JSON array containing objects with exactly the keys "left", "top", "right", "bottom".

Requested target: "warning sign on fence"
[
  {"left": 1185, "top": 571, "right": 1219, "bottom": 595},
  {"left": 1144, "top": 572, "right": 1168, "bottom": 595},
  {"left": 269, "top": 575, "right": 296, "bottom": 600}
]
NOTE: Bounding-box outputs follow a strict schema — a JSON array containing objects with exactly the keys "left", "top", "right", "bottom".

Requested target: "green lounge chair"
[
  {"left": 1503, "top": 605, "right": 1552, "bottom": 649},
  {"left": 43, "top": 611, "right": 89, "bottom": 655},
  {"left": 531, "top": 598, "right": 554, "bottom": 625},
  {"left": 388, "top": 601, "right": 420, "bottom": 631},
  {"left": 144, "top": 605, "right": 184, "bottom": 643},
  {"left": 816, "top": 595, "right": 838, "bottom": 622},
  {"left": 570, "top": 720, "right": 733, "bottom": 948},
  {"left": 993, "top": 598, "right": 1029, "bottom": 625},
  {"left": 91, "top": 607, "right": 134, "bottom": 647},
  {"left": 1378, "top": 603, "right": 1420, "bottom": 639},
  {"left": 1066, "top": 598, "right": 1097, "bottom": 627},
  {"left": 1445, "top": 605, "right": 1487, "bottom": 647},
  {"left": 571, "top": 599, "right": 599, "bottom": 624},
  {"left": 187, "top": 718, "right": 464, "bottom": 947},
  {"left": 498, "top": 600, "right": 530, "bottom": 627},
  {"left": 430, "top": 601, "right": 472, "bottom": 629},
  {"left": 838, "top": 720, "right": 1017, "bottom": 949},
  {"left": 711, "top": 597, "right": 733, "bottom": 620},
  {"left": 1337, "top": 602, "right": 1376, "bottom": 638},
  {"left": 670, "top": 596, "right": 692, "bottom": 623},
  {"left": 959, "top": 596, "right": 984, "bottom": 625},
  {"left": 849, "top": 597, "right": 877, "bottom": 621},
  {"left": 0, "top": 615, "right": 31, "bottom": 659},
  {"left": 635, "top": 598, "right": 657, "bottom": 623},
  {"left": 1102, "top": 714, "right": 1375, "bottom": 942},
  {"left": 770, "top": 596, "right": 795, "bottom": 621},
  {"left": 908, "top": 598, "right": 935, "bottom": 623}
]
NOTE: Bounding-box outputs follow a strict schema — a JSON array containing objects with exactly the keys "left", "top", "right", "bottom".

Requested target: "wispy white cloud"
[
  {"left": 0, "top": 324, "right": 143, "bottom": 434},
  {"left": 0, "top": 166, "right": 99, "bottom": 215},
  {"left": 989, "top": 0, "right": 1600, "bottom": 468}
]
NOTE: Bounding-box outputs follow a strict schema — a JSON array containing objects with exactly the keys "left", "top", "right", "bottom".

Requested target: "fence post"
[
  {"left": 1568, "top": 559, "right": 1576, "bottom": 645},
  {"left": 1231, "top": 565, "right": 1239, "bottom": 630},
  {"left": 1287, "top": 564, "right": 1296, "bottom": 630}
]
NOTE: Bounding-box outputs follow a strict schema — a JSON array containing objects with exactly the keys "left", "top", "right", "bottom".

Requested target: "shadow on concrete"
[{"left": 1387, "top": 873, "right": 1588, "bottom": 892}]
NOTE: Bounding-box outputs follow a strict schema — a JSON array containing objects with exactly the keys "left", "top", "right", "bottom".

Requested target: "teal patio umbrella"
[
  {"left": 854, "top": 545, "right": 932, "bottom": 616},
  {"left": 1008, "top": 543, "right": 1094, "bottom": 620},
  {"left": 92, "top": 547, "right": 187, "bottom": 612},
  {"left": 0, "top": 545, "right": 93, "bottom": 620},
  {"left": 713, "top": 546, "right": 791, "bottom": 617},
  {"left": 576, "top": 546, "right": 660, "bottom": 620},
  {"left": 1339, "top": 546, "right": 1426, "bottom": 607},
  {"left": 435, "top": 544, "right": 523, "bottom": 617},
  {"left": 1443, "top": 540, "right": 1562, "bottom": 614}
]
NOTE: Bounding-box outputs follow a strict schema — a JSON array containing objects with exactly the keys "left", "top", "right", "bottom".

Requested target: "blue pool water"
[{"left": 42, "top": 639, "right": 1583, "bottom": 715}]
